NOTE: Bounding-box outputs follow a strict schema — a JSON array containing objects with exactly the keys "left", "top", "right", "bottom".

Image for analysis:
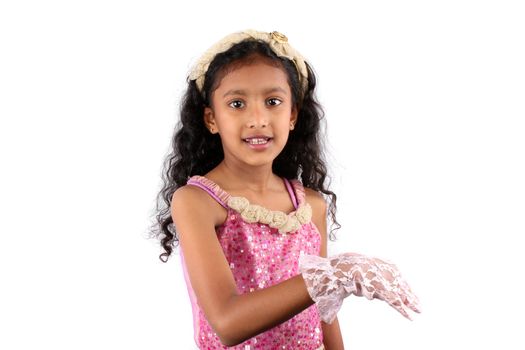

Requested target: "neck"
[{"left": 212, "top": 160, "right": 279, "bottom": 194}]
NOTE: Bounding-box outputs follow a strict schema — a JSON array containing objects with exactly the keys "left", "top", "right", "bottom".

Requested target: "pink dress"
[{"left": 180, "top": 175, "right": 325, "bottom": 349}]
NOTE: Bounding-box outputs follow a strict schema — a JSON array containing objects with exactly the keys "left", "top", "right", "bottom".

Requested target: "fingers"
[
  {"left": 377, "top": 286, "right": 421, "bottom": 321},
  {"left": 398, "top": 305, "right": 413, "bottom": 321},
  {"left": 382, "top": 264, "right": 421, "bottom": 316},
  {"left": 380, "top": 291, "right": 414, "bottom": 320},
  {"left": 401, "top": 290, "right": 421, "bottom": 314},
  {"left": 398, "top": 279, "right": 421, "bottom": 313}
]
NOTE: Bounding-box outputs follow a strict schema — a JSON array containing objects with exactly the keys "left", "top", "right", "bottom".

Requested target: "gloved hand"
[{"left": 298, "top": 252, "right": 421, "bottom": 323}]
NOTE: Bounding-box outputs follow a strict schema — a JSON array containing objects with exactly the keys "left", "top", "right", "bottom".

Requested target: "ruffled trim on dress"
[{"left": 228, "top": 196, "right": 312, "bottom": 235}]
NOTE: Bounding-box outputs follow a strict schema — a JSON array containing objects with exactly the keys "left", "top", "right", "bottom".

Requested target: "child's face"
[{"left": 204, "top": 59, "right": 298, "bottom": 169}]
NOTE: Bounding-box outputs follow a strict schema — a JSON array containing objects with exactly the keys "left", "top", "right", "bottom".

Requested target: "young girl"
[{"left": 152, "top": 29, "right": 420, "bottom": 349}]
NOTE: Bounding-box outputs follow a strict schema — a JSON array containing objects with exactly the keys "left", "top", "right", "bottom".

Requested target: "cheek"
[{"left": 277, "top": 111, "right": 294, "bottom": 124}]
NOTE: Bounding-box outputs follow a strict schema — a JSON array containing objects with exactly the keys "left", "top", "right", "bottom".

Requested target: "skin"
[{"left": 171, "top": 56, "right": 344, "bottom": 348}]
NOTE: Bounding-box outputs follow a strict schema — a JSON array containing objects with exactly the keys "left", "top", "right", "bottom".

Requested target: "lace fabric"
[{"left": 299, "top": 252, "right": 421, "bottom": 323}]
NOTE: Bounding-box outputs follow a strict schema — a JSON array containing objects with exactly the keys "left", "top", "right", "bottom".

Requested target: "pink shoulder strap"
[
  {"left": 288, "top": 178, "right": 307, "bottom": 207},
  {"left": 186, "top": 175, "right": 231, "bottom": 209},
  {"left": 283, "top": 178, "right": 298, "bottom": 209}
]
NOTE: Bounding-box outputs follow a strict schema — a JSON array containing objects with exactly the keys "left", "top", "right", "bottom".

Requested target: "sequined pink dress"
[{"left": 180, "top": 175, "right": 325, "bottom": 349}]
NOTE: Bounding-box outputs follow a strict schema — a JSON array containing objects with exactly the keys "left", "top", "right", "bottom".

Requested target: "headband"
[{"left": 188, "top": 29, "right": 309, "bottom": 97}]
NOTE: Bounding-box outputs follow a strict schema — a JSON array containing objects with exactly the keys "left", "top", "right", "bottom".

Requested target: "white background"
[{"left": 1, "top": 0, "right": 524, "bottom": 349}]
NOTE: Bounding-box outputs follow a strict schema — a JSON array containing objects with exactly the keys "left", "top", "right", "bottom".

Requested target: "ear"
[
  {"left": 290, "top": 105, "right": 299, "bottom": 128},
  {"left": 203, "top": 107, "right": 218, "bottom": 134}
]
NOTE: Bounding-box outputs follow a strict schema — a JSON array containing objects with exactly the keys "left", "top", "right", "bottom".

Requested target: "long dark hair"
[{"left": 149, "top": 39, "right": 340, "bottom": 262}]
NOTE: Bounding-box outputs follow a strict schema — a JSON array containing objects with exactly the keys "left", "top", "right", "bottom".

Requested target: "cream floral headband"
[{"left": 188, "top": 29, "right": 309, "bottom": 97}]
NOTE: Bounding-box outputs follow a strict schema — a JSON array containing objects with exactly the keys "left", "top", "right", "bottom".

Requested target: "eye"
[
  {"left": 228, "top": 100, "right": 244, "bottom": 109},
  {"left": 267, "top": 98, "right": 282, "bottom": 106}
]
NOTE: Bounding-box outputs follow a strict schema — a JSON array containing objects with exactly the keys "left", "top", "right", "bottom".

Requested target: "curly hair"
[{"left": 148, "top": 39, "right": 341, "bottom": 262}]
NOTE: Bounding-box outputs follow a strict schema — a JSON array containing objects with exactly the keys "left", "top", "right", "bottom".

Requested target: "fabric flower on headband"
[{"left": 188, "top": 29, "right": 309, "bottom": 97}]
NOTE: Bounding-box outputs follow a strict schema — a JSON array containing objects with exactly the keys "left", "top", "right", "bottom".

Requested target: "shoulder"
[
  {"left": 303, "top": 186, "right": 328, "bottom": 255},
  {"left": 302, "top": 186, "right": 327, "bottom": 228},
  {"left": 171, "top": 184, "right": 227, "bottom": 229},
  {"left": 171, "top": 184, "right": 207, "bottom": 210},
  {"left": 303, "top": 186, "right": 327, "bottom": 215}
]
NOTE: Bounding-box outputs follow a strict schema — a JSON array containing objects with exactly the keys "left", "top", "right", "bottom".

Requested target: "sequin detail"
[{"left": 184, "top": 175, "right": 324, "bottom": 349}]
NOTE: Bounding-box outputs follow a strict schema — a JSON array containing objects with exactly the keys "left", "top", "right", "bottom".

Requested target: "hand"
[
  {"left": 336, "top": 252, "right": 421, "bottom": 319},
  {"left": 299, "top": 252, "right": 421, "bottom": 323}
]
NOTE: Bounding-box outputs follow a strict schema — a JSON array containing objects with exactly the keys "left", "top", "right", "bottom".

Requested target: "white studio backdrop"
[{"left": 1, "top": 0, "right": 524, "bottom": 349}]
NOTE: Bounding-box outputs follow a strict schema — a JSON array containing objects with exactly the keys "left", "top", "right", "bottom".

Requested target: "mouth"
[{"left": 243, "top": 137, "right": 272, "bottom": 145}]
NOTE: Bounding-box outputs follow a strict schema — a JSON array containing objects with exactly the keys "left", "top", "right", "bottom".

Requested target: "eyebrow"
[{"left": 222, "top": 87, "right": 288, "bottom": 98}]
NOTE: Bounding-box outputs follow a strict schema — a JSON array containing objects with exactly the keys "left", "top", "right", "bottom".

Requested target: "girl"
[{"left": 152, "top": 30, "right": 420, "bottom": 349}]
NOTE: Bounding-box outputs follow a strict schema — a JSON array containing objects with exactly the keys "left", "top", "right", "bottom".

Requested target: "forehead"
[{"left": 213, "top": 59, "right": 291, "bottom": 96}]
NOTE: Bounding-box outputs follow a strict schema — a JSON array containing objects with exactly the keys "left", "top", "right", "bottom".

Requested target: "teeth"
[{"left": 246, "top": 138, "right": 269, "bottom": 145}]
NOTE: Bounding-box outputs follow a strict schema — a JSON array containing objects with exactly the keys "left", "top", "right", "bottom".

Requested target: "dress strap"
[
  {"left": 288, "top": 179, "right": 307, "bottom": 207},
  {"left": 283, "top": 178, "right": 299, "bottom": 210},
  {"left": 186, "top": 175, "right": 231, "bottom": 209}
]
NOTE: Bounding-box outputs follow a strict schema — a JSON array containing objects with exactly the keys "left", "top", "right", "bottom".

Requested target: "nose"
[{"left": 246, "top": 104, "right": 268, "bottom": 129}]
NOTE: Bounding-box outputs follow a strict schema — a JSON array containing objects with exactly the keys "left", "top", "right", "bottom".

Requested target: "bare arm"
[
  {"left": 172, "top": 186, "right": 315, "bottom": 346},
  {"left": 304, "top": 188, "right": 345, "bottom": 350}
]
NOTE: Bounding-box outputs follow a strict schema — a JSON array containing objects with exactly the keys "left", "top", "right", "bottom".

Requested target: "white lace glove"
[{"left": 299, "top": 252, "right": 421, "bottom": 323}]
